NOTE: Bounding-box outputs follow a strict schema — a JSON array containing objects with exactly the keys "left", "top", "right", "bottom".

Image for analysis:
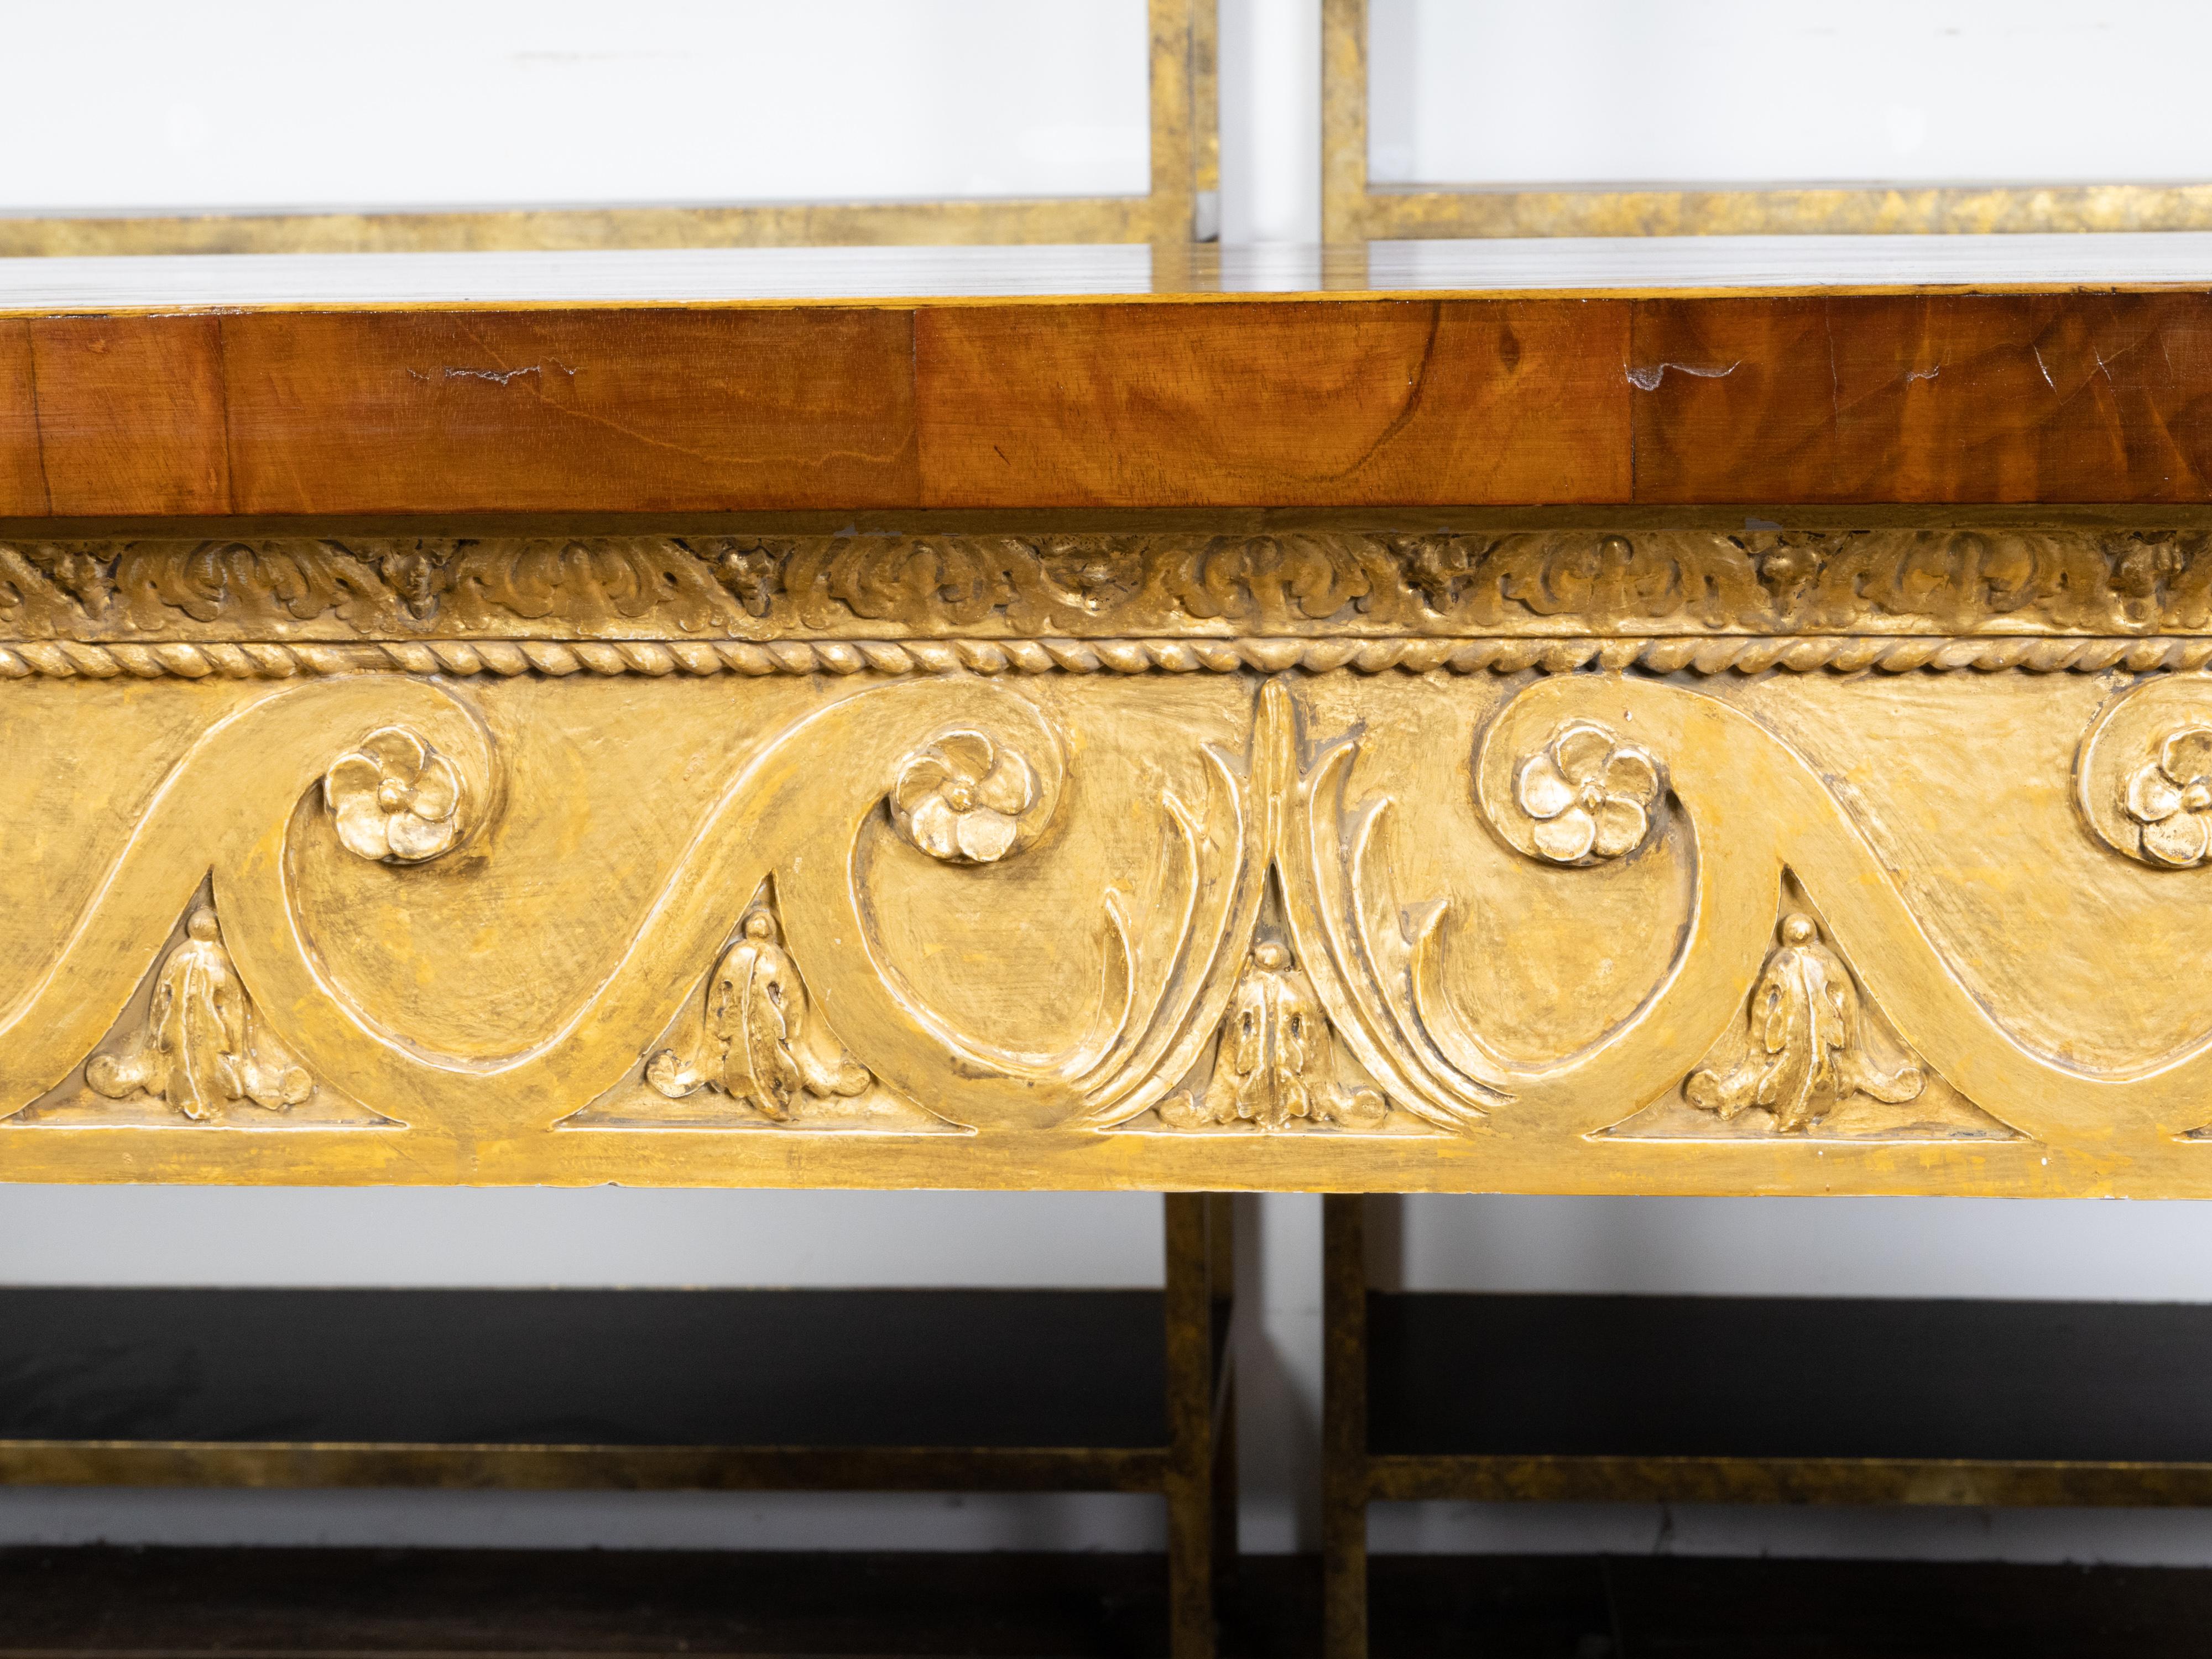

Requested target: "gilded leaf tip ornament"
[
  {"left": 1159, "top": 941, "right": 1388, "bottom": 1133},
  {"left": 1686, "top": 911, "right": 1924, "bottom": 1135},
  {"left": 324, "top": 727, "right": 466, "bottom": 863},
  {"left": 86, "top": 906, "right": 314, "bottom": 1122},
  {"left": 646, "top": 902, "right": 872, "bottom": 1124}
]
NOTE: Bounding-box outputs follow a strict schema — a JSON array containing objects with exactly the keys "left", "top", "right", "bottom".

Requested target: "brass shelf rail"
[
  {"left": 0, "top": 1194, "right": 1236, "bottom": 1659},
  {"left": 1321, "top": 1194, "right": 2212, "bottom": 1659}
]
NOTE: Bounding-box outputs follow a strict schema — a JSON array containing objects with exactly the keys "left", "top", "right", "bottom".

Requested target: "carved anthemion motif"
[
  {"left": 1684, "top": 912, "right": 1926, "bottom": 1133},
  {"left": 1158, "top": 941, "right": 1388, "bottom": 1133},
  {"left": 85, "top": 906, "right": 314, "bottom": 1122},
  {"left": 1082, "top": 680, "right": 1500, "bottom": 1138},
  {"left": 644, "top": 902, "right": 871, "bottom": 1120}
]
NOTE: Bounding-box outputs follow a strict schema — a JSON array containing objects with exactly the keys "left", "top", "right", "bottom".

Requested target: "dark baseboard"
[
  {"left": 1370, "top": 1292, "right": 2212, "bottom": 1465},
  {"left": 0, "top": 1287, "right": 1169, "bottom": 1489},
  {"left": 4, "top": 1547, "right": 2211, "bottom": 1657}
]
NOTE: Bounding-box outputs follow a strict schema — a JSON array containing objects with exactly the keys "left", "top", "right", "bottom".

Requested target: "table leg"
[
  {"left": 1207, "top": 1193, "right": 1240, "bottom": 1602},
  {"left": 1322, "top": 1193, "right": 1369, "bottom": 1659},
  {"left": 1165, "top": 1192, "right": 1219, "bottom": 1659}
]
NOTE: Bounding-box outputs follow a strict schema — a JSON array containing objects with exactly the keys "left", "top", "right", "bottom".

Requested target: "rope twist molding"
[{"left": 7, "top": 635, "right": 2212, "bottom": 682}]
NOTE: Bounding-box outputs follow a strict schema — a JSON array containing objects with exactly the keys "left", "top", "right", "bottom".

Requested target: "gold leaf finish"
[
  {"left": 13, "top": 530, "right": 2212, "bottom": 647},
  {"left": 12, "top": 526, "right": 2212, "bottom": 1193}
]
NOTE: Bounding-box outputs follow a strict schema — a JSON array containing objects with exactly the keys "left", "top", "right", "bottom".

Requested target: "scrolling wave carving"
[{"left": 21, "top": 666, "right": 2212, "bottom": 1177}]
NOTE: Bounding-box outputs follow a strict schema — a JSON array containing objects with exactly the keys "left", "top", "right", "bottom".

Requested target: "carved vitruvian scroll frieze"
[{"left": 25, "top": 629, "right": 2212, "bottom": 1188}]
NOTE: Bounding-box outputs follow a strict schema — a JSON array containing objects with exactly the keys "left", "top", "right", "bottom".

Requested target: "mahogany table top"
[{"left": 7, "top": 236, "right": 2212, "bottom": 523}]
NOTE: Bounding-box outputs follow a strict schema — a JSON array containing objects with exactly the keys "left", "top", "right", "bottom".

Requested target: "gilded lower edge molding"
[{"left": 15, "top": 524, "right": 2212, "bottom": 1195}]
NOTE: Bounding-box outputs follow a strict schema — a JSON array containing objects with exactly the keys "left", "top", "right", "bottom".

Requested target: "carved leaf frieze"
[{"left": 11, "top": 528, "right": 2212, "bottom": 647}]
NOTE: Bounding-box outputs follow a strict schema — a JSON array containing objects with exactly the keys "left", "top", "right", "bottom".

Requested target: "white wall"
[
  {"left": 3, "top": 1, "right": 1149, "bottom": 214},
  {"left": 1368, "top": 1, "right": 2212, "bottom": 189},
  {"left": 10, "top": 1, "right": 2212, "bottom": 1567}
]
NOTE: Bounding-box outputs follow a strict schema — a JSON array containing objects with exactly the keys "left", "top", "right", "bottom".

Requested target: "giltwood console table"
[{"left": 12, "top": 238, "right": 2212, "bottom": 1654}]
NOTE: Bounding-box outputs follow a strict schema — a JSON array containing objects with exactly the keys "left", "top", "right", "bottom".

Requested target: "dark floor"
[{"left": 3, "top": 1548, "right": 2210, "bottom": 1658}]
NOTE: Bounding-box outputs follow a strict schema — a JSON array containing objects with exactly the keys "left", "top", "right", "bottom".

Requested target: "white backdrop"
[
  {"left": 10, "top": 0, "right": 2212, "bottom": 1566},
  {"left": 2, "top": 1, "right": 1150, "bottom": 212},
  {"left": 1367, "top": 2, "right": 2212, "bottom": 189}
]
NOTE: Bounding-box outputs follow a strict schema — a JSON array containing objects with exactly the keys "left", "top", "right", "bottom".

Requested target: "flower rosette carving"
[
  {"left": 889, "top": 731, "right": 1040, "bottom": 865},
  {"left": 1510, "top": 721, "right": 1664, "bottom": 865},
  {"left": 2123, "top": 728, "right": 2212, "bottom": 867},
  {"left": 2074, "top": 684, "right": 2212, "bottom": 871},
  {"left": 323, "top": 727, "right": 467, "bottom": 863}
]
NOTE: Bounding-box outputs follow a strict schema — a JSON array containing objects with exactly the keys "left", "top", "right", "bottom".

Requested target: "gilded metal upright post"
[
  {"left": 1322, "top": 1194, "right": 1369, "bottom": 1659},
  {"left": 1319, "top": 0, "right": 1370, "bottom": 244},
  {"left": 1206, "top": 1192, "right": 1239, "bottom": 1598},
  {"left": 1164, "top": 1192, "right": 1219, "bottom": 1659}
]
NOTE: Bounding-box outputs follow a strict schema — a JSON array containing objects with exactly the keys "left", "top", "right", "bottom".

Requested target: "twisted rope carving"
[{"left": 7, "top": 635, "right": 2212, "bottom": 682}]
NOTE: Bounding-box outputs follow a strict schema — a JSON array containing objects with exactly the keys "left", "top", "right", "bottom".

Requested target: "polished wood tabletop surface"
[{"left": 8, "top": 237, "right": 2212, "bottom": 521}]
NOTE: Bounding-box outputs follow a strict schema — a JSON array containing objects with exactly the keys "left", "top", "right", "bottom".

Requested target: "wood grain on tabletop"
[
  {"left": 912, "top": 300, "right": 1630, "bottom": 507},
  {"left": 23, "top": 315, "right": 229, "bottom": 517},
  {"left": 8, "top": 291, "right": 2212, "bottom": 515},
  {"left": 0, "top": 320, "right": 43, "bottom": 515},
  {"left": 220, "top": 307, "right": 919, "bottom": 515},
  {"left": 1630, "top": 293, "right": 2212, "bottom": 504}
]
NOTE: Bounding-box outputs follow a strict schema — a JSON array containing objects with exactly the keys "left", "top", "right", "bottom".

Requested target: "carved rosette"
[
  {"left": 324, "top": 727, "right": 467, "bottom": 863},
  {"left": 1512, "top": 721, "right": 1664, "bottom": 865},
  {"left": 889, "top": 731, "right": 1039, "bottom": 865},
  {"left": 2121, "top": 728, "right": 2212, "bottom": 867},
  {"left": 2073, "top": 681, "right": 2212, "bottom": 869}
]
